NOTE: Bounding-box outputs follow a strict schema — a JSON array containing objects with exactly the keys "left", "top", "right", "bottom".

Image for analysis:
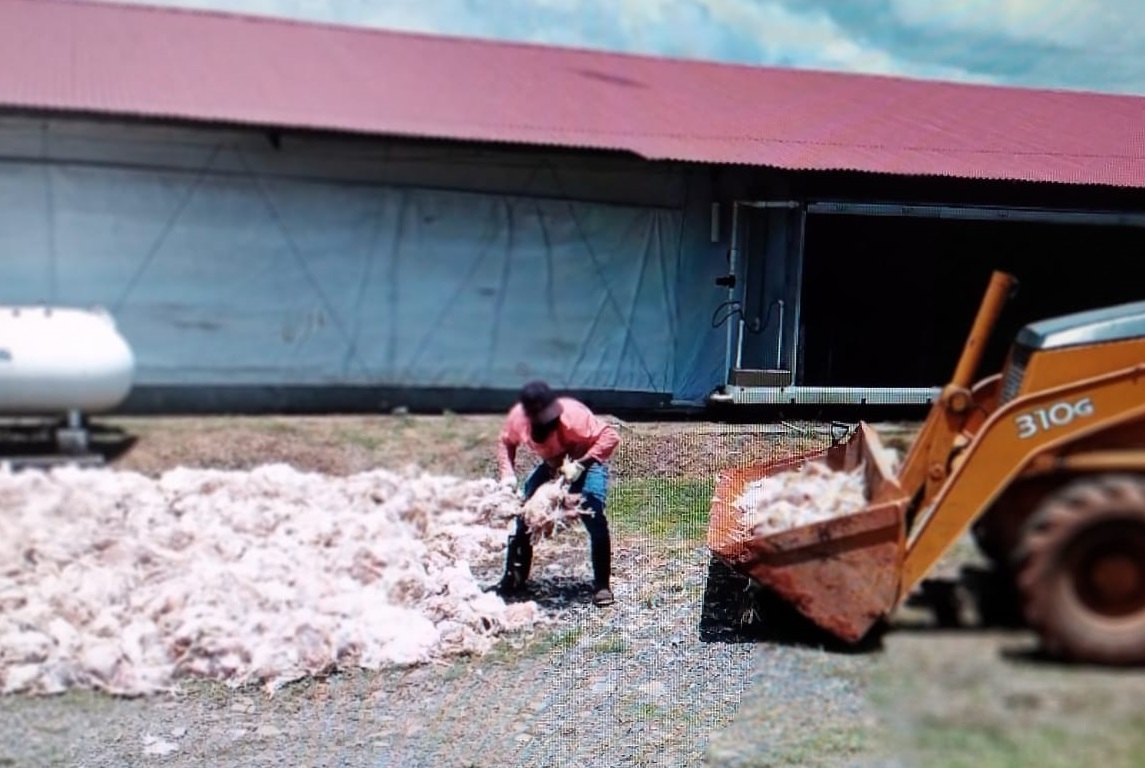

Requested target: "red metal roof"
[{"left": 4, "top": 0, "right": 1145, "bottom": 187}]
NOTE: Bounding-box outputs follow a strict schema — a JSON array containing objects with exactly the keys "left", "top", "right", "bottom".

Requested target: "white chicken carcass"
[
  {"left": 733, "top": 459, "right": 868, "bottom": 537},
  {"left": 516, "top": 457, "right": 591, "bottom": 542},
  {"left": 0, "top": 462, "right": 546, "bottom": 697}
]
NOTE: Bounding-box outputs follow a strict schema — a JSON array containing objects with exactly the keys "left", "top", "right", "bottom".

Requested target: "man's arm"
[
  {"left": 497, "top": 437, "right": 518, "bottom": 480},
  {"left": 564, "top": 400, "right": 620, "bottom": 466},
  {"left": 497, "top": 409, "right": 523, "bottom": 481},
  {"left": 582, "top": 420, "right": 619, "bottom": 466}
]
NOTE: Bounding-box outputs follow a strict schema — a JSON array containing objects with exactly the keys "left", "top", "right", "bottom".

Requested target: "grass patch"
[
  {"left": 332, "top": 426, "right": 386, "bottom": 451},
  {"left": 631, "top": 702, "right": 665, "bottom": 721},
  {"left": 711, "top": 723, "right": 871, "bottom": 768},
  {"left": 607, "top": 477, "right": 715, "bottom": 544},
  {"left": 590, "top": 632, "right": 629, "bottom": 654},
  {"left": 440, "top": 664, "right": 469, "bottom": 682},
  {"left": 770, "top": 726, "right": 870, "bottom": 767},
  {"left": 864, "top": 641, "right": 1145, "bottom": 768},
  {"left": 901, "top": 715, "right": 1145, "bottom": 768},
  {"left": 523, "top": 627, "right": 584, "bottom": 657},
  {"left": 474, "top": 638, "right": 523, "bottom": 669},
  {"left": 252, "top": 419, "right": 302, "bottom": 435},
  {"left": 466, "top": 627, "right": 585, "bottom": 670}
]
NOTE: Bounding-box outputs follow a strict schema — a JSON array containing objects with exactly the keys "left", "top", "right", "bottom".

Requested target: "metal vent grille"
[{"left": 1000, "top": 345, "right": 1030, "bottom": 404}]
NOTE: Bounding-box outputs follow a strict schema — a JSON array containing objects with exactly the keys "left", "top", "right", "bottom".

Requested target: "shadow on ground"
[
  {"left": 697, "top": 555, "right": 886, "bottom": 654},
  {"left": 495, "top": 574, "right": 599, "bottom": 611},
  {"left": 894, "top": 564, "right": 1028, "bottom": 632},
  {"left": 695, "top": 554, "right": 1081, "bottom": 665},
  {"left": 856, "top": 564, "right": 1112, "bottom": 670},
  {"left": 0, "top": 421, "right": 138, "bottom": 463}
]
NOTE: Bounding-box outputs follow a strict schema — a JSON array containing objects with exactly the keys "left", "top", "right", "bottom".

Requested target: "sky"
[{"left": 91, "top": 0, "right": 1143, "bottom": 95}]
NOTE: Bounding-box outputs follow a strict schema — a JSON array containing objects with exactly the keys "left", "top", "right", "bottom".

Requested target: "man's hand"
[{"left": 560, "top": 459, "right": 586, "bottom": 484}]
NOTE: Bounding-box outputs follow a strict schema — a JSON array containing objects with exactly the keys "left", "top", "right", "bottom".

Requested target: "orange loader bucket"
[{"left": 707, "top": 424, "right": 909, "bottom": 643}]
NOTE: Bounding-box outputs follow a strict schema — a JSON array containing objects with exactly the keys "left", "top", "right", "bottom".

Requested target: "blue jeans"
[{"left": 515, "top": 460, "right": 612, "bottom": 590}]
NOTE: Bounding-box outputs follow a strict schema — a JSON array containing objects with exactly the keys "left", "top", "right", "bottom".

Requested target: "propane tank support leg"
[{"left": 55, "top": 410, "right": 89, "bottom": 455}]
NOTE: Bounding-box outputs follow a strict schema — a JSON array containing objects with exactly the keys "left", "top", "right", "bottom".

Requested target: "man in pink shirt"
[{"left": 494, "top": 379, "right": 620, "bottom": 607}]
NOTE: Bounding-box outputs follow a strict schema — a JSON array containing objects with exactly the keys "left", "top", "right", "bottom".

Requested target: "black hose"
[
  {"left": 710, "top": 300, "right": 744, "bottom": 329},
  {"left": 712, "top": 297, "right": 784, "bottom": 336}
]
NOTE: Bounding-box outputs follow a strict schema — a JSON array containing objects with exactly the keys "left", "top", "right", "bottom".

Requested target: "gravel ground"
[
  {"left": 76, "top": 414, "right": 846, "bottom": 482},
  {"left": 706, "top": 648, "right": 876, "bottom": 768},
  {"left": 0, "top": 543, "right": 760, "bottom": 768},
  {"left": 12, "top": 413, "right": 1139, "bottom": 768},
  {"left": 20, "top": 414, "right": 1145, "bottom": 768},
  {"left": 0, "top": 413, "right": 856, "bottom": 768}
]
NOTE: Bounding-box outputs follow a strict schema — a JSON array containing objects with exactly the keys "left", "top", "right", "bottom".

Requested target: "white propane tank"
[{"left": 0, "top": 305, "right": 135, "bottom": 414}]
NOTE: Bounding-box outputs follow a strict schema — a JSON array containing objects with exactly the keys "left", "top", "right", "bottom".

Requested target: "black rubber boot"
[
  {"left": 590, "top": 534, "right": 614, "bottom": 606},
  {"left": 497, "top": 524, "right": 533, "bottom": 596}
]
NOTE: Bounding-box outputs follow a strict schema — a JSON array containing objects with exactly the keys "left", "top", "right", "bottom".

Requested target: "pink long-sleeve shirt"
[{"left": 497, "top": 397, "right": 620, "bottom": 479}]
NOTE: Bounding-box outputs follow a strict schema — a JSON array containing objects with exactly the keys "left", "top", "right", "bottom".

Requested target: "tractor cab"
[{"left": 1000, "top": 299, "right": 1145, "bottom": 405}]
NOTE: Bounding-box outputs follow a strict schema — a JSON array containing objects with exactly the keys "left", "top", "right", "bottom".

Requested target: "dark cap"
[{"left": 519, "top": 379, "right": 562, "bottom": 425}]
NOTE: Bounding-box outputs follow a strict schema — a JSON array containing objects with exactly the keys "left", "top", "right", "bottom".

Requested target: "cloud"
[
  {"left": 881, "top": 0, "right": 1145, "bottom": 93},
  {"left": 888, "top": 0, "right": 1107, "bottom": 47},
  {"left": 92, "top": 0, "right": 989, "bottom": 82},
  {"left": 89, "top": 0, "right": 1143, "bottom": 94}
]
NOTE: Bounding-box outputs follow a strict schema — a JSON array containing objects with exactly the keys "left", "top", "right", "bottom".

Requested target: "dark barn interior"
[{"left": 798, "top": 213, "right": 1145, "bottom": 388}]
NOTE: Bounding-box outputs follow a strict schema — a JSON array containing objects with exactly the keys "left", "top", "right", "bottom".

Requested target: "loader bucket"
[{"left": 706, "top": 423, "right": 909, "bottom": 644}]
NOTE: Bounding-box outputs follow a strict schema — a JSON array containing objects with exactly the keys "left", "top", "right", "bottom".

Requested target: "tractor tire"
[
  {"left": 1013, "top": 474, "right": 1145, "bottom": 666},
  {"left": 972, "top": 512, "right": 1013, "bottom": 569}
]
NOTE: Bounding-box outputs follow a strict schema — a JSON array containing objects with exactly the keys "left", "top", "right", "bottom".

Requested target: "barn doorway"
[{"left": 798, "top": 208, "right": 1145, "bottom": 388}]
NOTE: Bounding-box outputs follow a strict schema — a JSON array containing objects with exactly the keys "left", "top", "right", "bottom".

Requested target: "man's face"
[
  {"left": 524, "top": 398, "right": 559, "bottom": 425},
  {"left": 529, "top": 414, "right": 559, "bottom": 442}
]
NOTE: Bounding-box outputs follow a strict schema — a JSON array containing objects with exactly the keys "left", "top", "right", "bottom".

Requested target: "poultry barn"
[{"left": 0, "top": 0, "right": 1144, "bottom": 422}]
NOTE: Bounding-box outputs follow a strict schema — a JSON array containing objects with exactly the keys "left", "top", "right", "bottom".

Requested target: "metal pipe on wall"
[
  {"left": 735, "top": 318, "right": 745, "bottom": 369},
  {"left": 790, "top": 208, "right": 807, "bottom": 387},
  {"left": 775, "top": 299, "right": 785, "bottom": 368},
  {"left": 708, "top": 385, "right": 940, "bottom": 406},
  {"left": 805, "top": 201, "right": 1145, "bottom": 227},
  {"left": 722, "top": 201, "right": 742, "bottom": 386},
  {"left": 740, "top": 201, "right": 802, "bottom": 210}
]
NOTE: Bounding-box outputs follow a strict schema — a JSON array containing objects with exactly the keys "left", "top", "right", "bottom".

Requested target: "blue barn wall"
[
  {"left": 0, "top": 115, "right": 733, "bottom": 412},
  {"left": 688, "top": 168, "right": 802, "bottom": 390}
]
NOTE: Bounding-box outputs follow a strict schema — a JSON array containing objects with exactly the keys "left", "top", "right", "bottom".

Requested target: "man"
[{"left": 495, "top": 379, "right": 620, "bottom": 607}]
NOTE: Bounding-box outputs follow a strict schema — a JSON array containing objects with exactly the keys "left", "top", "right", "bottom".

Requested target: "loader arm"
[
  {"left": 894, "top": 271, "right": 1017, "bottom": 519},
  {"left": 896, "top": 363, "right": 1145, "bottom": 600}
]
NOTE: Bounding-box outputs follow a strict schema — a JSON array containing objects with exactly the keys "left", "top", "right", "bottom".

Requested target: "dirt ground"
[
  {"left": 2, "top": 412, "right": 1145, "bottom": 768},
  {"left": 88, "top": 413, "right": 842, "bottom": 481}
]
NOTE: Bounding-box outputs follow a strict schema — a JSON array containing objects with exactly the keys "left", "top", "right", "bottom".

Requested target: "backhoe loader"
[{"left": 708, "top": 270, "right": 1145, "bottom": 665}]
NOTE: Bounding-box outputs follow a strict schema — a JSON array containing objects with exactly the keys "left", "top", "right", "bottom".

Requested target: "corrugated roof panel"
[{"left": 3, "top": 0, "right": 1145, "bottom": 187}]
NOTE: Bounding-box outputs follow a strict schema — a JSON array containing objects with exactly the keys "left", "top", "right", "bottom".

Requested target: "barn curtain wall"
[{"left": 0, "top": 117, "right": 724, "bottom": 404}]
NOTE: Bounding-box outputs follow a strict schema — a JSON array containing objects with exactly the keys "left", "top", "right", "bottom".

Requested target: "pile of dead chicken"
[
  {"left": 0, "top": 463, "right": 540, "bottom": 697},
  {"left": 734, "top": 459, "right": 868, "bottom": 536}
]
